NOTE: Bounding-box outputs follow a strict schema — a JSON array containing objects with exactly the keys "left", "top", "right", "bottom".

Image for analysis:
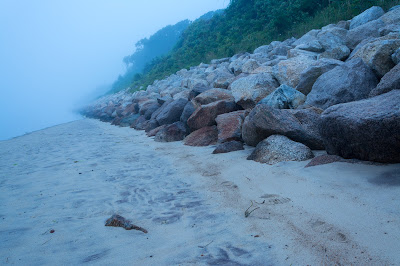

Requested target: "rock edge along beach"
[{"left": 82, "top": 5, "right": 400, "bottom": 165}]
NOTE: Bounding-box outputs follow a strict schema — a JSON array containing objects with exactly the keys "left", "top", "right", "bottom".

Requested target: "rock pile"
[{"left": 82, "top": 6, "right": 400, "bottom": 164}]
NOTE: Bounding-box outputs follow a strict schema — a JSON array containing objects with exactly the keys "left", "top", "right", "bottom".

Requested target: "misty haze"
[
  {"left": 1, "top": 1, "right": 400, "bottom": 265},
  {"left": 0, "top": 0, "right": 227, "bottom": 140}
]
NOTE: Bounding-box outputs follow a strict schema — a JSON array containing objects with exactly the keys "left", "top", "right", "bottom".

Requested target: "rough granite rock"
[
  {"left": 206, "top": 68, "right": 235, "bottom": 89},
  {"left": 369, "top": 63, "right": 400, "bottom": 97},
  {"left": 293, "top": 29, "right": 320, "bottom": 47},
  {"left": 230, "top": 73, "right": 279, "bottom": 109},
  {"left": 241, "top": 59, "right": 260, "bottom": 74},
  {"left": 150, "top": 99, "right": 173, "bottom": 120},
  {"left": 392, "top": 47, "right": 400, "bottom": 64},
  {"left": 147, "top": 125, "right": 167, "bottom": 137},
  {"left": 120, "top": 114, "right": 140, "bottom": 127},
  {"left": 346, "top": 19, "right": 385, "bottom": 50},
  {"left": 131, "top": 115, "right": 147, "bottom": 130},
  {"left": 379, "top": 24, "right": 400, "bottom": 36},
  {"left": 154, "top": 122, "right": 188, "bottom": 142},
  {"left": 212, "top": 141, "right": 244, "bottom": 154},
  {"left": 192, "top": 88, "right": 234, "bottom": 107},
  {"left": 316, "top": 26, "right": 350, "bottom": 60},
  {"left": 111, "top": 117, "right": 122, "bottom": 126},
  {"left": 272, "top": 55, "right": 316, "bottom": 88},
  {"left": 139, "top": 100, "right": 159, "bottom": 115},
  {"left": 305, "top": 154, "right": 344, "bottom": 167},
  {"left": 247, "top": 135, "right": 314, "bottom": 165},
  {"left": 305, "top": 58, "right": 378, "bottom": 109},
  {"left": 144, "top": 119, "right": 160, "bottom": 133},
  {"left": 187, "top": 100, "right": 239, "bottom": 131},
  {"left": 155, "top": 98, "right": 188, "bottom": 126},
  {"left": 180, "top": 101, "right": 196, "bottom": 124},
  {"left": 254, "top": 44, "right": 275, "bottom": 54},
  {"left": 121, "top": 103, "right": 137, "bottom": 116},
  {"left": 295, "top": 58, "right": 343, "bottom": 95},
  {"left": 257, "top": 84, "right": 306, "bottom": 109},
  {"left": 188, "top": 87, "right": 210, "bottom": 100},
  {"left": 143, "top": 103, "right": 161, "bottom": 120},
  {"left": 184, "top": 126, "right": 218, "bottom": 147},
  {"left": 319, "top": 90, "right": 400, "bottom": 163},
  {"left": 380, "top": 5, "right": 400, "bottom": 25},
  {"left": 351, "top": 34, "right": 400, "bottom": 77},
  {"left": 350, "top": 6, "right": 384, "bottom": 30},
  {"left": 215, "top": 110, "right": 246, "bottom": 143},
  {"left": 242, "top": 105, "right": 324, "bottom": 149},
  {"left": 295, "top": 40, "right": 324, "bottom": 53}
]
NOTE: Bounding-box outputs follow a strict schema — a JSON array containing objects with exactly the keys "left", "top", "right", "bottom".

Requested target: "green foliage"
[{"left": 127, "top": 0, "right": 400, "bottom": 92}]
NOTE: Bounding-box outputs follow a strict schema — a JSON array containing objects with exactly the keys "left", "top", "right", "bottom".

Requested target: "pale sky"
[{"left": 0, "top": 0, "right": 229, "bottom": 140}]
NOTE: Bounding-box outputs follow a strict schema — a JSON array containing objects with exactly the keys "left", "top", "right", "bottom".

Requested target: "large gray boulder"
[
  {"left": 305, "top": 58, "right": 378, "bottom": 109},
  {"left": 242, "top": 105, "right": 324, "bottom": 149},
  {"left": 272, "top": 55, "right": 316, "bottom": 88},
  {"left": 229, "top": 54, "right": 250, "bottom": 75},
  {"left": 316, "top": 26, "right": 350, "bottom": 60},
  {"left": 154, "top": 122, "right": 188, "bottom": 142},
  {"left": 257, "top": 84, "right": 306, "bottom": 109},
  {"left": 295, "top": 40, "right": 324, "bottom": 53},
  {"left": 230, "top": 73, "right": 279, "bottom": 109},
  {"left": 350, "top": 34, "right": 400, "bottom": 77},
  {"left": 295, "top": 58, "right": 343, "bottom": 95},
  {"left": 293, "top": 29, "right": 320, "bottom": 47},
  {"left": 180, "top": 101, "right": 196, "bottom": 124},
  {"left": 155, "top": 98, "right": 188, "bottom": 126},
  {"left": 346, "top": 19, "right": 385, "bottom": 50},
  {"left": 319, "top": 90, "right": 400, "bottom": 163},
  {"left": 206, "top": 68, "right": 235, "bottom": 89},
  {"left": 369, "top": 63, "right": 400, "bottom": 97},
  {"left": 253, "top": 45, "right": 271, "bottom": 54},
  {"left": 392, "top": 47, "right": 400, "bottom": 64},
  {"left": 247, "top": 135, "right": 314, "bottom": 165},
  {"left": 379, "top": 23, "right": 400, "bottom": 36},
  {"left": 380, "top": 5, "right": 400, "bottom": 25},
  {"left": 119, "top": 114, "right": 140, "bottom": 127},
  {"left": 241, "top": 59, "right": 261, "bottom": 74},
  {"left": 350, "top": 6, "right": 385, "bottom": 30}
]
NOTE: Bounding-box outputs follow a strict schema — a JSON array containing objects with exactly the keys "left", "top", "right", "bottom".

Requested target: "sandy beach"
[{"left": 1, "top": 119, "right": 400, "bottom": 265}]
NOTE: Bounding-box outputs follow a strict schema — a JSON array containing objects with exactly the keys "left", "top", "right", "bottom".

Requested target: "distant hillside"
[
  {"left": 109, "top": 20, "right": 190, "bottom": 93},
  {"left": 127, "top": 0, "right": 400, "bottom": 91}
]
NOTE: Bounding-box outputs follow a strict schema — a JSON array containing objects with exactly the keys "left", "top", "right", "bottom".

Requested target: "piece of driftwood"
[{"left": 105, "top": 214, "right": 148, "bottom": 233}]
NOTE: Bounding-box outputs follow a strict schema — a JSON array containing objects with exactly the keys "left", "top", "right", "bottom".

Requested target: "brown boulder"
[
  {"left": 187, "top": 100, "right": 239, "bottom": 131},
  {"left": 369, "top": 63, "right": 400, "bottom": 97},
  {"left": 184, "top": 126, "right": 218, "bottom": 147},
  {"left": 215, "top": 111, "right": 246, "bottom": 143}
]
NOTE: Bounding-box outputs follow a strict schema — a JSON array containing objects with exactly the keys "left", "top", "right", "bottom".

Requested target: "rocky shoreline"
[{"left": 82, "top": 6, "right": 400, "bottom": 164}]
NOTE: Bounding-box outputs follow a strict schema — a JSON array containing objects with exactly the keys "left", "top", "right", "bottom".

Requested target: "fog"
[{"left": 0, "top": 0, "right": 228, "bottom": 140}]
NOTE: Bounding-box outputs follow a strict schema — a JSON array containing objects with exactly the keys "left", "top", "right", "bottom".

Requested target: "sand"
[{"left": 1, "top": 119, "right": 399, "bottom": 265}]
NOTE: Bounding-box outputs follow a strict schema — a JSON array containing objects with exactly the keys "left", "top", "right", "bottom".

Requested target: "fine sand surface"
[{"left": 1, "top": 119, "right": 400, "bottom": 265}]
